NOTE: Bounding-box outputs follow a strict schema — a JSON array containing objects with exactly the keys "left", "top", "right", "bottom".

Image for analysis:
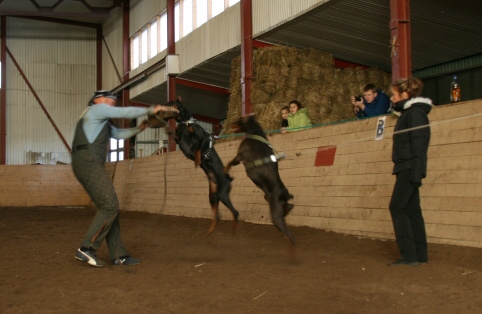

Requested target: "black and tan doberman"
[
  {"left": 150, "top": 99, "right": 239, "bottom": 235},
  {"left": 225, "top": 114, "right": 295, "bottom": 255}
]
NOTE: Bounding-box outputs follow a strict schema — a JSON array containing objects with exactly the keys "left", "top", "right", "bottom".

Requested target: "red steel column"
[
  {"left": 390, "top": 0, "right": 412, "bottom": 81},
  {"left": 122, "top": 0, "right": 131, "bottom": 158},
  {"left": 167, "top": 0, "right": 177, "bottom": 151},
  {"left": 0, "top": 17, "right": 6, "bottom": 164},
  {"left": 240, "top": 0, "right": 253, "bottom": 114}
]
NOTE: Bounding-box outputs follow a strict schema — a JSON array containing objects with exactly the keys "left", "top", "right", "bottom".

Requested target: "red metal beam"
[
  {"left": 175, "top": 78, "right": 230, "bottom": 94},
  {"left": 252, "top": 39, "right": 274, "bottom": 49},
  {"left": 333, "top": 59, "right": 369, "bottom": 69},
  {"left": 122, "top": 0, "right": 131, "bottom": 159},
  {"left": 240, "top": 0, "right": 253, "bottom": 115},
  {"left": 390, "top": 0, "right": 412, "bottom": 81},
  {"left": 5, "top": 16, "right": 99, "bottom": 29},
  {"left": 0, "top": 17, "right": 6, "bottom": 164},
  {"left": 6, "top": 47, "right": 71, "bottom": 152},
  {"left": 167, "top": 0, "right": 177, "bottom": 151},
  {"left": 0, "top": 11, "right": 111, "bottom": 19}
]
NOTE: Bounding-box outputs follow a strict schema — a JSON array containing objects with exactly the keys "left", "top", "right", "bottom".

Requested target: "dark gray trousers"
[
  {"left": 72, "top": 151, "right": 129, "bottom": 260},
  {"left": 389, "top": 170, "right": 428, "bottom": 263}
]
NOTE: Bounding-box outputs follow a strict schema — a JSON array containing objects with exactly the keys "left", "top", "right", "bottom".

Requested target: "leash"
[{"left": 217, "top": 111, "right": 482, "bottom": 152}]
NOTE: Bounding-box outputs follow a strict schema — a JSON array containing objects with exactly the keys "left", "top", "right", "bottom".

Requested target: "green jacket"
[{"left": 287, "top": 108, "right": 311, "bottom": 130}]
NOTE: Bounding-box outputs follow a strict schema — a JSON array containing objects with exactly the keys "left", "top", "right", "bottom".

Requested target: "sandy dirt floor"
[{"left": 1, "top": 206, "right": 481, "bottom": 314}]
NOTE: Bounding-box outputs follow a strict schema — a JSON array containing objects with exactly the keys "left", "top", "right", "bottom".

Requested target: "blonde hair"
[{"left": 391, "top": 77, "right": 424, "bottom": 98}]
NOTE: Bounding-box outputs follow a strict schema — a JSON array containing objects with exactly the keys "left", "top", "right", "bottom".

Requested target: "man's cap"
[{"left": 88, "top": 90, "right": 117, "bottom": 105}]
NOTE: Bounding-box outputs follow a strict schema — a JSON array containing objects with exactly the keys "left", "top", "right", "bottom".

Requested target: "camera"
[{"left": 354, "top": 95, "right": 362, "bottom": 102}]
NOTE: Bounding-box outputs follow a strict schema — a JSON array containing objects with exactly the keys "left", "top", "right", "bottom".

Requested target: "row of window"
[
  {"left": 131, "top": 0, "right": 240, "bottom": 70},
  {"left": 116, "top": 1, "right": 240, "bottom": 162}
]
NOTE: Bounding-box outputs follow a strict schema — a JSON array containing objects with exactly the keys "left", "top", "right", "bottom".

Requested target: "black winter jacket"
[{"left": 392, "top": 97, "right": 432, "bottom": 183}]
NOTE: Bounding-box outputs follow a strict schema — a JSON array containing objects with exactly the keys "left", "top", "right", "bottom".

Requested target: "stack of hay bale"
[{"left": 222, "top": 46, "right": 391, "bottom": 137}]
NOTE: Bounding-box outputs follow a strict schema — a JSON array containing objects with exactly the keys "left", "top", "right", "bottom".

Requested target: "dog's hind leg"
[
  {"left": 219, "top": 192, "right": 239, "bottom": 234},
  {"left": 270, "top": 195, "right": 296, "bottom": 259},
  {"left": 206, "top": 174, "right": 220, "bottom": 235},
  {"left": 272, "top": 213, "right": 296, "bottom": 261}
]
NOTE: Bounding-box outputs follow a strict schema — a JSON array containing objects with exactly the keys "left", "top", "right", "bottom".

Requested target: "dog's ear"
[{"left": 177, "top": 95, "right": 182, "bottom": 103}]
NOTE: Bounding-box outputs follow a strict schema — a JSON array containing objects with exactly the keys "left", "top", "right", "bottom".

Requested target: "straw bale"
[{"left": 221, "top": 46, "right": 391, "bottom": 137}]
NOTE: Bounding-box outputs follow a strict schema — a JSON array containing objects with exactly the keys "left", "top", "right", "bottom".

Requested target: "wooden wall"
[{"left": 1, "top": 99, "right": 481, "bottom": 248}]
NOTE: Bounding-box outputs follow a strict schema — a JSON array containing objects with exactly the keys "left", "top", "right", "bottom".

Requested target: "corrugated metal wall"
[
  {"left": 176, "top": 4, "right": 241, "bottom": 72},
  {"left": 6, "top": 18, "right": 97, "bottom": 165},
  {"left": 253, "top": 0, "right": 328, "bottom": 36}
]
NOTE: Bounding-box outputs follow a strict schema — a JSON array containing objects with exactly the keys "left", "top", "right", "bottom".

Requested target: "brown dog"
[{"left": 225, "top": 115, "right": 295, "bottom": 252}]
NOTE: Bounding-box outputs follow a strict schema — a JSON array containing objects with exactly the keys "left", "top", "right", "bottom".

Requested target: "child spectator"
[
  {"left": 280, "top": 105, "right": 289, "bottom": 134},
  {"left": 287, "top": 100, "right": 311, "bottom": 131}
]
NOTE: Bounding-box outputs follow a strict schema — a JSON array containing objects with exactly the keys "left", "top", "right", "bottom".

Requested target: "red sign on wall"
[{"left": 314, "top": 145, "right": 337, "bottom": 166}]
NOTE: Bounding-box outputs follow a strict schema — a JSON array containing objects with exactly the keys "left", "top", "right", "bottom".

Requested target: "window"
[
  {"left": 141, "top": 28, "right": 148, "bottom": 64},
  {"left": 150, "top": 20, "right": 158, "bottom": 58},
  {"left": 160, "top": 13, "right": 167, "bottom": 51},
  {"left": 109, "top": 139, "right": 125, "bottom": 162},
  {"left": 131, "top": 36, "right": 139, "bottom": 69},
  {"left": 175, "top": 1, "right": 180, "bottom": 41},
  {"left": 182, "top": 0, "right": 193, "bottom": 36},
  {"left": 211, "top": 0, "right": 224, "bottom": 18},
  {"left": 130, "top": 0, "right": 241, "bottom": 70},
  {"left": 197, "top": 0, "right": 208, "bottom": 27}
]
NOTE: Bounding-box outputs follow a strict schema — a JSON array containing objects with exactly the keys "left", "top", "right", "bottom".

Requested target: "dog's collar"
[
  {"left": 179, "top": 118, "right": 214, "bottom": 163},
  {"left": 243, "top": 152, "right": 286, "bottom": 169},
  {"left": 182, "top": 118, "right": 196, "bottom": 126},
  {"left": 243, "top": 134, "right": 286, "bottom": 169},
  {"left": 246, "top": 134, "right": 271, "bottom": 147},
  {"left": 201, "top": 136, "right": 214, "bottom": 162}
]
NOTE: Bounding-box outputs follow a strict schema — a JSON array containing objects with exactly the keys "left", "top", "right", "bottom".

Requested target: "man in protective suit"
[{"left": 72, "top": 90, "right": 175, "bottom": 267}]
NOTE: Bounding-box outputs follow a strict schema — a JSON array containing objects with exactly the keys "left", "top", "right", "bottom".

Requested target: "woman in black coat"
[{"left": 388, "top": 77, "right": 433, "bottom": 267}]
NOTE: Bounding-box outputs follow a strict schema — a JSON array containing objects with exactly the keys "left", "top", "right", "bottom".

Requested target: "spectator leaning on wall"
[{"left": 287, "top": 100, "right": 311, "bottom": 131}]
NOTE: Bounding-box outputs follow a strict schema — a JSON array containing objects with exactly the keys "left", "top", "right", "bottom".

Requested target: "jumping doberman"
[
  {"left": 225, "top": 114, "right": 295, "bottom": 254},
  {"left": 150, "top": 99, "right": 239, "bottom": 235}
]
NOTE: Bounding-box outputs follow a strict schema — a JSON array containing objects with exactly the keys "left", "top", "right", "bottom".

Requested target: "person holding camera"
[{"left": 351, "top": 83, "right": 391, "bottom": 118}]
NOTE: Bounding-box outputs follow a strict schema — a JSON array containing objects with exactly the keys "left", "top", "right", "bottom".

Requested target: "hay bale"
[{"left": 221, "top": 45, "right": 391, "bottom": 137}]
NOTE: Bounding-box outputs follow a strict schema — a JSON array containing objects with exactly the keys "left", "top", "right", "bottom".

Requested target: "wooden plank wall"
[
  {"left": 1, "top": 99, "right": 481, "bottom": 248},
  {"left": 0, "top": 164, "right": 90, "bottom": 206}
]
